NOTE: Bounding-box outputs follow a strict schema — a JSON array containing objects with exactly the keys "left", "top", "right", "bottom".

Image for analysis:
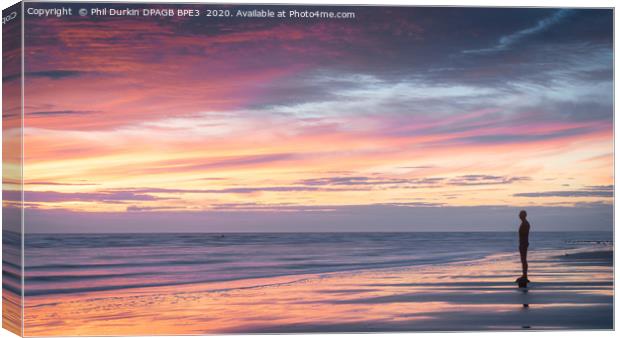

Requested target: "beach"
[
  {"left": 22, "top": 233, "right": 613, "bottom": 335},
  {"left": 4, "top": 2, "right": 614, "bottom": 336}
]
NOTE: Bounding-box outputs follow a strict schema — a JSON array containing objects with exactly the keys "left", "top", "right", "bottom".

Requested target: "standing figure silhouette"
[{"left": 518, "top": 210, "right": 530, "bottom": 278}]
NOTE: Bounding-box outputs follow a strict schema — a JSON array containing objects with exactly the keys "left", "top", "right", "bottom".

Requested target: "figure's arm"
[{"left": 525, "top": 222, "right": 530, "bottom": 243}]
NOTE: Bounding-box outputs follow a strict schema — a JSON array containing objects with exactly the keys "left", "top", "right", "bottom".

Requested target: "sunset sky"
[{"left": 4, "top": 4, "right": 613, "bottom": 232}]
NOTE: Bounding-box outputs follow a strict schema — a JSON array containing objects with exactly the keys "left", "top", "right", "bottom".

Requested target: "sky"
[{"left": 3, "top": 4, "right": 613, "bottom": 232}]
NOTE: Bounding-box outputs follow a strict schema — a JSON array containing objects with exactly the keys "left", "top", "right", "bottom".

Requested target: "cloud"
[
  {"left": 20, "top": 172, "right": 534, "bottom": 207},
  {"left": 27, "top": 110, "right": 97, "bottom": 117},
  {"left": 436, "top": 126, "right": 603, "bottom": 146},
  {"left": 144, "top": 174, "right": 522, "bottom": 196},
  {"left": 300, "top": 176, "right": 410, "bottom": 186},
  {"left": 139, "top": 153, "right": 298, "bottom": 174},
  {"left": 10, "top": 190, "right": 174, "bottom": 203},
  {"left": 573, "top": 201, "right": 612, "bottom": 208},
  {"left": 297, "top": 175, "right": 528, "bottom": 188},
  {"left": 25, "top": 70, "right": 85, "bottom": 80},
  {"left": 126, "top": 206, "right": 181, "bottom": 212},
  {"left": 25, "top": 181, "right": 98, "bottom": 186},
  {"left": 448, "top": 175, "right": 530, "bottom": 186},
  {"left": 208, "top": 201, "right": 445, "bottom": 212},
  {"left": 463, "top": 9, "right": 574, "bottom": 54},
  {"left": 297, "top": 176, "right": 445, "bottom": 188},
  {"left": 209, "top": 202, "right": 338, "bottom": 212},
  {"left": 584, "top": 185, "right": 613, "bottom": 191},
  {"left": 514, "top": 185, "right": 613, "bottom": 198},
  {"left": 398, "top": 166, "right": 436, "bottom": 169},
  {"left": 110, "top": 185, "right": 362, "bottom": 195}
]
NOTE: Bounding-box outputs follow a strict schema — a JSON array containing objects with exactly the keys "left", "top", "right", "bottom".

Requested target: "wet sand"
[
  {"left": 23, "top": 247, "right": 613, "bottom": 335},
  {"left": 2, "top": 289, "right": 21, "bottom": 335}
]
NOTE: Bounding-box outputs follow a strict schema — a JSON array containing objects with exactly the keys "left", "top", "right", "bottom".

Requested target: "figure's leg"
[{"left": 520, "top": 246, "right": 528, "bottom": 277}]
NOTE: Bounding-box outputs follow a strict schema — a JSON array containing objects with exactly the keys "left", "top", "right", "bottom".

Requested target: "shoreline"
[
  {"left": 22, "top": 245, "right": 613, "bottom": 335},
  {"left": 21, "top": 238, "right": 613, "bottom": 300}
]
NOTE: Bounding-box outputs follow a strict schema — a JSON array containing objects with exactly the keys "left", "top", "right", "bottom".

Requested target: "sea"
[{"left": 11, "top": 231, "right": 613, "bottom": 297}]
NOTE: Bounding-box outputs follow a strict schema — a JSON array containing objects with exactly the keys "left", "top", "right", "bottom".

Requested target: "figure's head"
[{"left": 519, "top": 210, "right": 527, "bottom": 221}]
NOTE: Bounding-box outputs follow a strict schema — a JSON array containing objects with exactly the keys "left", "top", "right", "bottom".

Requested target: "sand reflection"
[{"left": 24, "top": 248, "right": 612, "bottom": 335}]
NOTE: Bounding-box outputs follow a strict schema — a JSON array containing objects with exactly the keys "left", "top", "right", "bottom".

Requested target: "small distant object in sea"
[{"left": 522, "top": 325, "right": 531, "bottom": 329}]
